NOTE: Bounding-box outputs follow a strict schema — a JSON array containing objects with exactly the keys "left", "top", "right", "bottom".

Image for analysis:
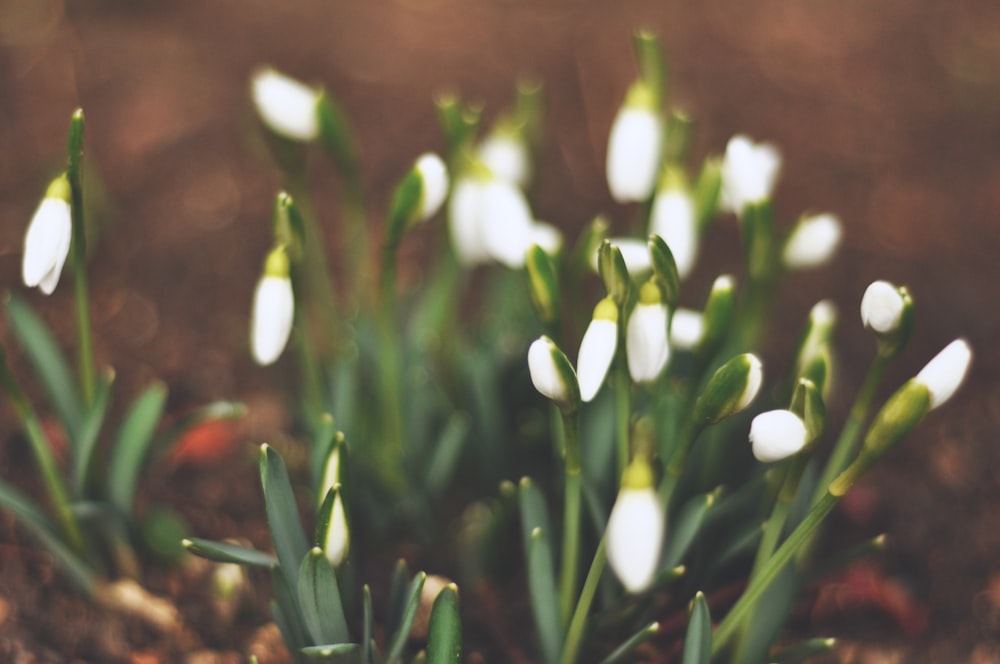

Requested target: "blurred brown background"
[{"left": 0, "top": 1, "right": 999, "bottom": 661}]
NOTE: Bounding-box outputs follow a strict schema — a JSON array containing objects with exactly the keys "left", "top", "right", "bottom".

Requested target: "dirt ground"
[{"left": 1, "top": 1, "right": 999, "bottom": 662}]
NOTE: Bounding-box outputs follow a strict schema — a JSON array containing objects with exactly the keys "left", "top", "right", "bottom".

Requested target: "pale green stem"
[
  {"left": 559, "top": 537, "right": 606, "bottom": 664},
  {"left": 67, "top": 112, "right": 95, "bottom": 407},
  {"left": 614, "top": 360, "right": 630, "bottom": 485},
  {"left": 374, "top": 237, "right": 405, "bottom": 493},
  {"left": 559, "top": 410, "right": 582, "bottom": 625}
]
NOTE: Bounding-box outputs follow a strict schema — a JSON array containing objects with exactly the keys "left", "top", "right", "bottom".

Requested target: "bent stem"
[
  {"left": 559, "top": 537, "right": 607, "bottom": 664},
  {"left": 559, "top": 410, "right": 582, "bottom": 625},
  {"left": 67, "top": 110, "right": 95, "bottom": 407}
]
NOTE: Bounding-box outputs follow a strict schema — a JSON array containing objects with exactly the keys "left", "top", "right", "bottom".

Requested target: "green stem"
[
  {"left": 559, "top": 410, "right": 582, "bottom": 625},
  {"left": 712, "top": 491, "right": 838, "bottom": 654},
  {"left": 614, "top": 360, "right": 630, "bottom": 485},
  {"left": 0, "top": 349, "right": 85, "bottom": 555},
  {"left": 559, "top": 537, "right": 606, "bottom": 664},
  {"left": 375, "top": 238, "right": 405, "bottom": 492},
  {"left": 291, "top": 288, "right": 325, "bottom": 435},
  {"left": 67, "top": 110, "right": 95, "bottom": 407}
]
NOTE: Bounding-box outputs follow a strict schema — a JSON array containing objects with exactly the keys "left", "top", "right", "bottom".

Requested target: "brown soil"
[{"left": 1, "top": 1, "right": 999, "bottom": 662}]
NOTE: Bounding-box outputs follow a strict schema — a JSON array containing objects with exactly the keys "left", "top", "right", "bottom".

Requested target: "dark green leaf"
[
  {"left": 385, "top": 559, "right": 410, "bottom": 641},
  {"left": 662, "top": 492, "right": 715, "bottom": 569},
  {"left": 260, "top": 444, "right": 310, "bottom": 599},
  {"left": 362, "top": 585, "right": 374, "bottom": 664},
  {"left": 769, "top": 637, "right": 836, "bottom": 664},
  {"left": 681, "top": 592, "right": 711, "bottom": 664},
  {"left": 526, "top": 528, "right": 561, "bottom": 664},
  {"left": 301, "top": 643, "right": 361, "bottom": 662},
  {"left": 385, "top": 572, "right": 426, "bottom": 663},
  {"left": 426, "top": 584, "right": 461, "bottom": 664},
  {"left": 517, "top": 478, "right": 551, "bottom": 563},
  {"left": 108, "top": 383, "right": 167, "bottom": 515},
  {"left": 424, "top": 414, "right": 469, "bottom": 497},
  {"left": 599, "top": 621, "right": 660, "bottom": 664},
  {"left": 272, "top": 565, "right": 308, "bottom": 656},
  {"left": 298, "top": 548, "right": 350, "bottom": 646},
  {"left": 182, "top": 537, "right": 277, "bottom": 567},
  {"left": 73, "top": 368, "right": 114, "bottom": 496}
]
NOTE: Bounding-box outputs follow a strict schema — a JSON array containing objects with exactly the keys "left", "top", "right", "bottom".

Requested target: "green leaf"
[
  {"left": 272, "top": 565, "right": 309, "bottom": 656},
  {"left": 0, "top": 478, "right": 95, "bottom": 593},
  {"left": 599, "top": 621, "right": 660, "bottom": 664},
  {"left": 387, "top": 168, "right": 423, "bottom": 242},
  {"left": 73, "top": 368, "right": 114, "bottom": 496},
  {"left": 662, "top": 492, "right": 715, "bottom": 569},
  {"left": 5, "top": 294, "right": 83, "bottom": 439},
  {"left": 426, "top": 584, "right": 461, "bottom": 664},
  {"left": 769, "top": 637, "right": 836, "bottom": 664},
  {"left": 424, "top": 414, "right": 469, "bottom": 497},
  {"left": 260, "top": 444, "right": 310, "bottom": 599},
  {"left": 362, "top": 584, "right": 375, "bottom": 664},
  {"left": 385, "top": 559, "right": 411, "bottom": 642},
  {"left": 298, "top": 547, "right": 350, "bottom": 646},
  {"left": 316, "top": 92, "right": 361, "bottom": 181},
  {"left": 108, "top": 382, "right": 167, "bottom": 516},
  {"left": 737, "top": 564, "right": 799, "bottom": 664},
  {"left": 182, "top": 537, "right": 277, "bottom": 567},
  {"left": 301, "top": 644, "right": 361, "bottom": 661},
  {"left": 681, "top": 592, "right": 711, "bottom": 664},
  {"left": 385, "top": 572, "right": 426, "bottom": 664},
  {"left": 526, "top": 528, "right": 561, "bottom": 664},
  {"left": 517, "top": 478, "right": 552, "bottom": 563}
]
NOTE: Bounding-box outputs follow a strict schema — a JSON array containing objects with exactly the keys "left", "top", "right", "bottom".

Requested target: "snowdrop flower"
[
  {"left": 606, "top": 83, "right": 663, "bottom": 203},
  {"left": 448, "top": 176, "right": 491, "bottom": 266},
  {"left": 448, "top": 174, "right": 534, "bottom": 269},
  {"left": 528, "top": 336, "right": 580, "bottom": 410},
  {"left": 607, "top": 458, "right": 663, "bottom": 593},
  {"left": 914, "top": 339, "right": 972, "bottom": 410},
  {"left": 250, "top": 246, "right": 294, "bottom": 366},
  {"left": 720, "top": 135, "right": 781, "bottom": 213},
  {"left": 322, "top": 489, "right": 350, "bottom": 566},
  {"left": 670, "top": 308, "right": 705, "bottom": 350},
  {"left": 478, "top": 131, "right": 530, "bottom": 187},
  {"left": 578, "top": 297, "right": 619, "bottom": 402},
  {"left": 749, "top": 410, "right": 809, "bottom": 463},
  {"left": 783, "top": 213, "right": 842, "bottom": 269},
  {"left": 251, "top": 68, "right": 322, "bottom": 142},
  {"left": 22, "top": 176, "right": 72, "bottom": 296},
  {"left": 627, "top": 282, "right": 670, "bottom": 383},
  {"left": 649, "top": 189, "right": 698, "bottom": 278},
  {"left": 694, "top": 353, "right": 763, "bottom": 424},
  {"left": 860, "top": 280, "right": 905, "bottom": 334},
  {"left": 415, "top": 153, "right": 449, "bottom": 222}
]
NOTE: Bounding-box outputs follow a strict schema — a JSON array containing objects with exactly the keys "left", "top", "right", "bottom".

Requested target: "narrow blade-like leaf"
[
  {"left": 681, "top": 592, "right": 711, "bottom": 664},
  {"left": 385, "top": 572, "right": 426, "bottom": 663},
  {"left": 73, "top": 369, "right": 114, "bottom": 496},
  {"left": 527, "top": 528, "right": 561, "bottom": 664},
  {"left": 182, "top": 537, "right": 277, "bottom": 567},
  {"left": 599, "top": 621, "right": 660, "bottom": 664},
  {"left": 662, "top": 492, "right": 715, "bottom": 569},
  {"left": 298, "top": 547, "right": 350, "bottom": 646},
  {"left": 260, "top": 444, "right": 309, "bottom": 598},
  {"left": 108, "top": 383, "right": 167, "bottom": 516},
  {"left": 426, "top": 584, "right": 461, "bottom": 664}
]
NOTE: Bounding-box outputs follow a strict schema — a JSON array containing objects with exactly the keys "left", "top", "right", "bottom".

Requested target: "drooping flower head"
[
  {"left": 250, "top": 245, "right": 294, "bottom": 366},
  {"left": 783, "top": 213, "right": 842, "bottom": 269},
  {"left": 23, "top": 175, "right": 73, "bottom": 296},
  {"left": 251, "top": 68, "right": 322, "bottom": 142},
  {"left": 607, "top": 457, "right": 664, "bottom": 593},
  {"left": 606, "top": 82, "right": 663, "bottom": 203},
  {"left": 749, "top": 409, "right": 809, "bottom": 463},
  {"left": 627, "top": 281, "right": 670, "bottom": 384}
]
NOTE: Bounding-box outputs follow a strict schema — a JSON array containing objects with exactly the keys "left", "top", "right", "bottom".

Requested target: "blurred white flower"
[
  {"left": 606, "top": 103, "right": 663, "bottom": 203},
  {"left": 749, "top": 409, "right": 808, "bottom": 463},
  {"left": 22, "top": 196, "right": 72, "bottom": 296},
  {"left": 606, "top": 484, "right": 664, "bottom": 593},
  {"left": 720, "top": 135, "right": 781, "bottom": 213},
  {"left": 627, "top": 299, "right": 670, "bottom": 384},
  {"left": 415, "top": 153, "right": 449, "bottom": 221},
  {"left": 670, "top": 308, "right": 704, "bottom": 350},
  {"left": 528, "top": 221, "right": 563, "bottom": 256},
  {"left": 448, "top": 176, "right": 491, "bottom": 266},
  {"left": 649, "top": 189, "right": 698, "bottom": 279},
  {"left": 783, "top": 213, "right": 842, "bottom": 269},
  {"left": 738, "top": 354, "right": 764, "bottom": 412},
  {"left": 914, "top": 339, "right": 972, "bottom": 410},
  {"left": 251, "top": 68, "right": 321, "bottom": 142},
  {"left": 478, "top": 133, "right": 530, "bottom": 187},
  {"left": 528, "top": 336, "right": 576, "bottom": 407},
  {"left": 860, "top": 280, "right": 904, "bottom": 334},
  {"left": 591, "top": 238, "right": 652, "bottom": 277},
  {"left": 481, "top": 179, "right": 534, "bottom": 268}
]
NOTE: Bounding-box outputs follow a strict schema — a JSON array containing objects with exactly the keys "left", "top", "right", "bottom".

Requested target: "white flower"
[
  {"left": 914, "top": 339, "right": 972, "bottom": 410},
  {"left": 481, "top": 179, "right": 534, "bottom": 268},
  {"left": 323, "top": 490, "right": 350, "bottom": 567},
  {"left": 720, "top": 135, "right": 781, "bottom": 213},
  {"left": 783, "top": 213, "right": 842, "bottom": 269},
  {"left": 528, "top": 336, "right": 576, "bottom": 406},
  {"left": 250, "top": 272, "right": 294, "bottom": 366},
  {"left": 448, "top": 176, "right": 491, "bottom": 266},
  {"left": 670, "top": 308, "right": 704, "bottom": 350},
  {"left": 738, "top": 354, "right": 764, "bottom": 412},
  {"left": 606, "top": 485, "right": 664, "bottom": 593},
  {"left": 22, "top": 197, "right": 72, "bottom": 296},
  {"left": 528, "top": 221, "right": 563, "bottom": 255},
  {"left": 606, "top": 106, "right": 663, "bottom": 203},
  {"left": 415, "top": 153, "right": 449, "bottom": 221},
  {"left": 860, "top": 280, "right": 904, "bottom": 334},
  {"left": 251, "top": 68, "right": 321, "bottom": 142},
  {"left": 749, "top": 410, "right": 809, "bottom": 463},
  {"left": 627, "top": 301, "right": 670, "bottom": 383},
  {"left": 478, "top": 133, "right": 530, "bottom": 187},
  {"left": 577, "top": 299, "right": 619, "bottom": 402},
  {"left": 649, "top": 190, "right": 698, "bottom": 279}
]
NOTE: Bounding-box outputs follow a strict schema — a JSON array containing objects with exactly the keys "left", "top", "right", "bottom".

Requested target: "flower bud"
[
  {"left": 415, "top": 153, "right": 449, "bottom": 222},
  {"left": 699, "top": 275, "right": 736, "bottom": 355},
  {"left": 317, "top": 486, "right": 350, "bottom": 567},
  {"left": 749, "top": 409, "right": 808, "bottom": 463},
  {"left": 670, "top": 308, "right": 704, "bottom": 350},
  {"left": 528, "top": 336, "right": 581, "bottom": 411},
  {"left": 649, "top": 188, "right": 698, "bottom": 279},
  {"left": 22, "top": 175, "right": 72, "bottom": 296},
  {"left": 480, "top": 179, "right": 534, "bottom": 269},
  {"left": 720, "top": 134, "right": 781, "bottom": 213},
  {"left": 914, "top": 339, "right": 972, "bottom": 410},
  {"left": 250, "top": 246, "right": 294, "bottom": 366},
  {"left": 782, "top": 213, "right": 842, "bottom": 269},
  {"left": 860, "top": 280, "right": 905, "bottom": 334},
  {"left": 627, "top": 281, "right": 670, "bottom": 384},
  {"left": 795, "top": 300, "right": 837, "bottom": 394},
  {"left": 606, "top": 458, "right": 663, "bottom": 593},
  {"left": 693, "top": 353, "right": 763, "bottom": 425},
  {"left": 528, "top": 222, "right": 563, "bottom": 256},
  {"left": 526, "top": 244, "right": 559, "bottom": 326},
  {"left": 577, "top": 298, "right": 619, "bottom": 402},
  {"left": 648, "top": 234, "right": 680, "bottom": 307},
  {"left": 251, "top": 68, "right": 321, "bottom": 142},
  {"left": 606, "top": 82, "right": 663, "bottom": 203}
]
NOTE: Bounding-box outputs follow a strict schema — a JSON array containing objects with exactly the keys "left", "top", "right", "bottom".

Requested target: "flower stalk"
[{"left": 67, "top": 109, "right": 96, "bottom": 407}]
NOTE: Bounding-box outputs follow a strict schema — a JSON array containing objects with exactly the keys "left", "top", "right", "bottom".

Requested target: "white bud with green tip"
[
  {"left": 650, "top": 183, "right": 698, "bottom": 279},
  {"left": 796, "top": 300, "right": 837, "bottom": 394},
  {"left": 627, "top": 281, "right": 670, "bottom": 384},
  {"left": 577, "top": 297, "right": 619, "bottom": 402},
  {"left": 694, "top": 353, "right": 763, "bottom": 425},
  {"left": 606, "top": 82, "right": 663, "bottom": 203},
  {"left": 528, "top": 336, "right": 581, "bottom": 411},
  {"left": 914, "top": 338, "right": 972, "bottom": 410},
  {"left": 250, "top": 246, "right": 294, "bottom": 366},
  {"left": 251, "top": 68, "right": 321, "bottom": 142},
  {"left": 783, "top": 213, "right": 842, "bottom": 269},
  {"left": 670, "top": 308, "right": 704, "bottom": 350},
  {"left": 22, "top": 175, "right": 72, "bottom": 296},
  {"left": 415, "top": 153, "right": 449, "bottom": 222},
  {"left": 749, "top": 410, "right": 808, "bottom": 463},
  {"left": 860, "top": 280, "right": 905, "bottom": 334},
  {"left": 526, "top": 244, "right": 559, "bottom": 326},
  {"left": 606, "top": 457, "right": 663, "bottom": 593},
  {"left": 720, "top": 134, "right": 781, "bottom": 214},
  {"left": 698, "top": 274, "right": 736, "bottom": 354}
]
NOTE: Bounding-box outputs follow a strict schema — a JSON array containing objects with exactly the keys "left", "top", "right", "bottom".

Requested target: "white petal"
[
  {"left": 577, "top": 319, "right": 617, "bottom": 402},
  {"left": 250, "top": 275, "right": 294, "bottom": 366},
  {"left": 749, "top": 409, "right": 808, "bottom": 463},
  {"left": 324, "top": 493, "right": 350, "bottom": 566},
  {"left": 860, "top": 280, "right": 904, "bottom": 334},
  {"left": 670, "top": 308, "right": 704, "bottom": 350},
  {"left": 914, "top": 339, "right": 972, "bottom": 410},
  {"left": 416, "top": 153, "right": 449, "bottom": 221},
  {"left": 251, "top": 68, "right": 321, "bottom": 141},
  {"left": 529, "top": 222, "right": 563, "bottom": 255},
  {"left": 783, "top": 213, "right": 842, "bottom": 269},
  {"left": 528, "top": 337, "right": 570, "bottom": 404},
  {"left": 22, "top": 198, "right": 72, "bottom": 295},
  {"left": 478, "top": 134, "right": 530, "bottom": 187},
  {"left": 721, "top": 135, "right": 781, "bottom": 212},
  {"left": 649, "top": 190, "right": 698, "bottom": 278},
  {"left": 481, "top": 180, "right": 534, "bottom": 268},
  {"left": 606, "top": 487, "right": 664, "bottom": 593},
  {"left": 448, "top": 178, "right": 490, "bottom": 265},
  {"left": 627, "top": 303, "right": 670, "bottom": 383},
  {"left": 737, "top": 354, "right": 763, "bottom": 412},
  {"left": 606, "top": 107, "right": 663, "bottom": 203}
]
